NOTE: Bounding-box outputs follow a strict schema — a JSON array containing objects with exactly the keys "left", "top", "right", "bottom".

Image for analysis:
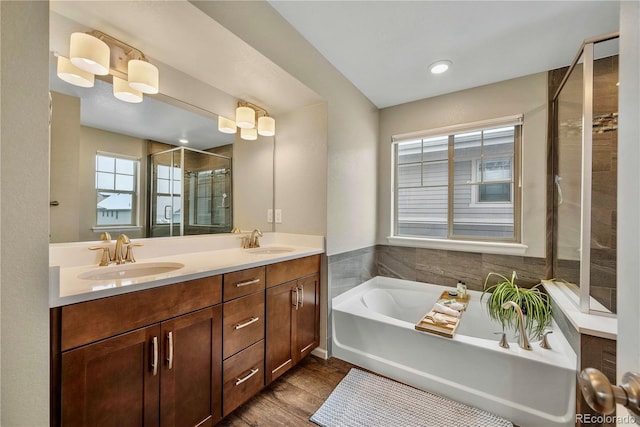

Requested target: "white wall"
[
  {"left": 378, "top": 73, "right": 548, "bottom": 258},
  {"left": 192, "top": 1, "right": 379, "bottom": 256},
  {"left": 617, "top": 0, "right": 640, "bottom": 385},
  {"left": 0, "top": 1, "right": 50, "bottom": 425}
]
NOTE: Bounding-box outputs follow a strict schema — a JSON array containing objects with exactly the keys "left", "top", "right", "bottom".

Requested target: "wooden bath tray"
[{"left": 414, "top": 291, "right": 470, "bottom": 338}]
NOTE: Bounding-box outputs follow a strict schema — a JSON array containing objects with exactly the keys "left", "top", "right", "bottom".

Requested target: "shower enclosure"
[
  {"left": 552, "top": 33, "right": 619, "bottom": 314},
  {"left": 149, "top": 147, "right": 232, "bottom": 237}
]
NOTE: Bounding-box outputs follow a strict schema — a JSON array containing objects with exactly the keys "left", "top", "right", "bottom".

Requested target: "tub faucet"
[
  {"left": 112, "top": 234, "right": 131, "bottom": 264},
  {"left": 501, "top": 301, "right": 532, "bottom": 350}
]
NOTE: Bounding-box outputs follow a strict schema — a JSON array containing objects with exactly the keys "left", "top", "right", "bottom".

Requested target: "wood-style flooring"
[{"left": 218, "top": 356, "right": 355, "bottom": 426}]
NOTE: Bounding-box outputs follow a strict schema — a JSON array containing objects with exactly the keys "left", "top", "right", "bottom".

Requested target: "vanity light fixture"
[
  {"left": 57, "top": 29, "right": 160, "bottom": 103},
  {"left": 56, "top": 56, "right": 95, "bottom": 88},
  {"left": 429, "top": 60, "right": 452, "bottom": 75},
  {"left": 240, "top": 127, "right": 258, "bottom": 141},
  {"left": 218, "top": 116, "right": 237, "bottom": 134},
  {"left": 228, "top": 101, "right": 276, "bottom": 140}
]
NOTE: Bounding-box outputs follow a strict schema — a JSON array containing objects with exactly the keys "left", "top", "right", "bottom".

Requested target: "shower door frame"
[{"left": 552, "top": 32, "right": 619, "bottom": 315}]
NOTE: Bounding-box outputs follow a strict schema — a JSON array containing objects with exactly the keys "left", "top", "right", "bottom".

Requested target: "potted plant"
[{"left": 481, "top": 271, "right": 552, "bottom": 340}]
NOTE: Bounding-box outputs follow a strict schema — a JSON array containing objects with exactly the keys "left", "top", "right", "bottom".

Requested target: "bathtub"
[{"left": 331, "top": 276, "right": 576, "bottom": 427}]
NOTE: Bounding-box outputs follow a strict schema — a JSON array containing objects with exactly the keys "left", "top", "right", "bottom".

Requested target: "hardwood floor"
[{"left": 218, "top": 356, "right": 355, "bottom": 426}]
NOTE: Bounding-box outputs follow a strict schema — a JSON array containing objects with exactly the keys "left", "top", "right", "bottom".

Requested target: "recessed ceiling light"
[
  {"left": 179, "top": 138, "right": 189, "bottom": 144},
  {"left": 429, "top": 60, "right": 452, "bottom": 75}
]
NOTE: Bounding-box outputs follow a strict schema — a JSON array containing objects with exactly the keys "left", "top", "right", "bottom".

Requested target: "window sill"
[{"left": 386, "top": 236, "right": 528, "bottom": 256}]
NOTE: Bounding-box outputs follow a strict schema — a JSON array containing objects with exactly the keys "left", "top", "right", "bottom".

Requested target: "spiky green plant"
[{"left": 481, "top": 271, "right": 552, "bottom": 340}]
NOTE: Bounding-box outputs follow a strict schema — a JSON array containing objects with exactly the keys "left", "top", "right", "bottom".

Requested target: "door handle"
[
  {"left": 293, "top": 288, "right": 299, "bottom": 310},
  {"left": 579, "top": 368, "right": 640, "bottom": 421},
  {"left": 298, "top": 285, "right": 304, "bottom": 308},
  {"left": 151, "top": 336, "right": 159, "bottom": 376},
  {"left": 166, "top": 331, "right": 174, "bottom": 370}
]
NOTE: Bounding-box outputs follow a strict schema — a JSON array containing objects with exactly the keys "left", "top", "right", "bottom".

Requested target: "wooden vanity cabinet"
[
  {"left": 265, "top": 255, "right": 320, "bottom": 384},
  {"left": 52, "top": 275, "right": 223, "bottom": 427}
]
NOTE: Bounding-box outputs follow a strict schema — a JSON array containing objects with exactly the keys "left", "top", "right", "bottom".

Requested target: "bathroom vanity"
[{"left": 49, "top": 233, "right": 323, "bottom": 426}]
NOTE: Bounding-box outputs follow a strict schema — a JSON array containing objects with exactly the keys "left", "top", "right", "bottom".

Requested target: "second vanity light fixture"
[
  {"left": 218, "top": 101, "right": 276, "bottom": 140},
  {"left": 56, "top": 30, "right": 160, "bottom": 104}
]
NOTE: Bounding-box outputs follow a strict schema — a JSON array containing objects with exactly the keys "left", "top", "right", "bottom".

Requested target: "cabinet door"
[
  {"left": 265, "top": 281, "right": 296, "bottom": 384},
  {"left": 160, "top": 306, "right": 222, "bottom": 427},
  {"left": 295, "top": 274, "right": 320, "bottom": 362},
  {"left": 61, "top": 325, "right": 161, "bottom": 427}
]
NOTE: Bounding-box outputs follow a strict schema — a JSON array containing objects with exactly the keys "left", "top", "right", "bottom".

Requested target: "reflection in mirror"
[{"left": 49, "top": 69, "right": 240, "bottom": 243}]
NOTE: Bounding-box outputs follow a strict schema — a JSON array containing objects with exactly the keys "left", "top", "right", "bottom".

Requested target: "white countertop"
[{"left": 49, "top": 232, "right": 324, "bottom": 307}]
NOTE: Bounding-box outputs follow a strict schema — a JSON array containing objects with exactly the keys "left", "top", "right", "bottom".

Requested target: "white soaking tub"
[{"left": 332, "top": 276, "right": 576, "bottom": 427}]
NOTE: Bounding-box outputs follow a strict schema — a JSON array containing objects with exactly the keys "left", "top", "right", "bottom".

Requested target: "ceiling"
[{"left": 268, "top": 1, "right": 621, "bottom": 108}]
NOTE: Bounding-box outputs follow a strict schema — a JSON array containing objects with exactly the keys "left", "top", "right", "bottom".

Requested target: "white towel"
[
  {"left": 433, "top": 303, "right": 461, "bottom": 318},
  {"left": 442, "top": 300, "right": 465, "bottom": 311}
]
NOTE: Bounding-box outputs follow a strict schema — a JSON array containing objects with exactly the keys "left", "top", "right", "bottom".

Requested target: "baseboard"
[{"left": 311, "top": 347, "right": 328, "bottom": 359}]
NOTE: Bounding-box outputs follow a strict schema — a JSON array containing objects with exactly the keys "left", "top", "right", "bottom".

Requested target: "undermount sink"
[
  {"left": 78, "top": 262, "right": 184, "bottom": 281},
  {"left": 246, "top": 247, "right": 294, "bottom": 255}
]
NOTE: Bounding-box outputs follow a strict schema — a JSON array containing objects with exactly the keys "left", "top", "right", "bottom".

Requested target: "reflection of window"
[
  {"left": 393, "top": 118, "right": 521, "bottom": 242},
  {"left": 95, "top": 153, "right": 139, "bottom": 226}
]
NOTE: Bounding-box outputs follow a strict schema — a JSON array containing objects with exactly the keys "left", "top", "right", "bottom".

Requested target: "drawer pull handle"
[
  {"left": 167, "top": 331, "right": 174, "bottom": 370},
  {"left": 235, "top": 278, "right": 260, "bottom": 288},
  {"left": 151, "top": 336, "right": 159, "bottom": 376},
  {"left": 234, "top": 316, "right": 260, "bottom": 330},
  {"left": 235, "top": 368, "right": 259, "bottom": 386}
]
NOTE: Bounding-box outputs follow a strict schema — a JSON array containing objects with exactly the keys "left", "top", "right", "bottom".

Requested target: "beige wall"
[
  {"left": 0, "top": 1, "right": 50, "bottom": 425},
  {"left": 378, "top": 72, "right": 548, "bottom": 258},
  {"left": 274, "top": 102, "right": 328, "bottom": 235},
  {"left": 232, "top": 133, "right": 274, "bottom": 232}
]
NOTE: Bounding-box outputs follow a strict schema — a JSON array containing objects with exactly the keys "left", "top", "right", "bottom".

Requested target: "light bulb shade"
[
  {"left": 128, "top": 60, "right": 159, "bottom": 94},
  {"left": 236, "top": 106, "right": 255, "bottom": 129},
  {"left": 113, "top": 76, "right": 143, "bottom": 103},
  {"left": 69, "top": 32, "right": 110, "bottom": 75},
  {"left": 218, "top": 116, "right": 237, "bottom": 134},
  {"left": 257, "top": 116, "right": 276, "bottom": 136},
  {"left": 57, "top": 56, "right": 94, "bottom": 88},
  {"left": 240, "top": 127, "right": 258, "bottom": 141}
]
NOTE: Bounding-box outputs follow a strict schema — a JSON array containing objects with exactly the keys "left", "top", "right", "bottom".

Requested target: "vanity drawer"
[
  {"left": 223, "top": 340, "right": 264, "bottom": 416},
  {"left": 223, "top": 267, "right": 265, "bottom": 301},
  {"left": 266, "top": 254, "right": 320, "bottom": 288},
  {"left": 61, "top": 275, "right": 222, "bottom": 351},
  {"left": 223, "top": 291, "right": 264, "bottom": 359}
]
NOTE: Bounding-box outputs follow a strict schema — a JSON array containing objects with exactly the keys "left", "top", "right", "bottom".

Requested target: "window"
[
  {"left": 95, "top": 153, "right": 139, "bottom": 226},
  {"left": 393, "top": 117, "right": 522, "bottom": 242}
]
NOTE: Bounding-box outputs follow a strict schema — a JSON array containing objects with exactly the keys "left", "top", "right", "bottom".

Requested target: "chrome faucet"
[
  {"left": 112, "top": 234, "right": 131, "bottom": 264},
  {"left": 502, "top": 301, "right": 532, "bottom": 350},
  {"left": 249, "top": 229, "right": 263, "bottom": 248}
]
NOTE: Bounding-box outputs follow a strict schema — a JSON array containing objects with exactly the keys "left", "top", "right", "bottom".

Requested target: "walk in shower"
[
  {"left": 149, "top": 147, "right": 232, "bottom": 237},
  {"left": 552, "top": 33, "right": 619, "bottom": 314}
]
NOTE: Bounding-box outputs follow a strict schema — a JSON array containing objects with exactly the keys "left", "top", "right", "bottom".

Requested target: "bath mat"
[{"left": 310, "top": 368, "right": 513, "bottom": 427}]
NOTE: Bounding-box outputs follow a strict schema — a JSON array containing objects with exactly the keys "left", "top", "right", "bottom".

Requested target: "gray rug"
[{"left": 310, "top": 368, "right": 513, "bottom": 427}]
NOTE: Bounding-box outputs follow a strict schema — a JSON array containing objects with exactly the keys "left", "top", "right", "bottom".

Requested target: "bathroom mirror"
[{"left": 49, "top": 40, "right": 274, "bottom": 242}]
